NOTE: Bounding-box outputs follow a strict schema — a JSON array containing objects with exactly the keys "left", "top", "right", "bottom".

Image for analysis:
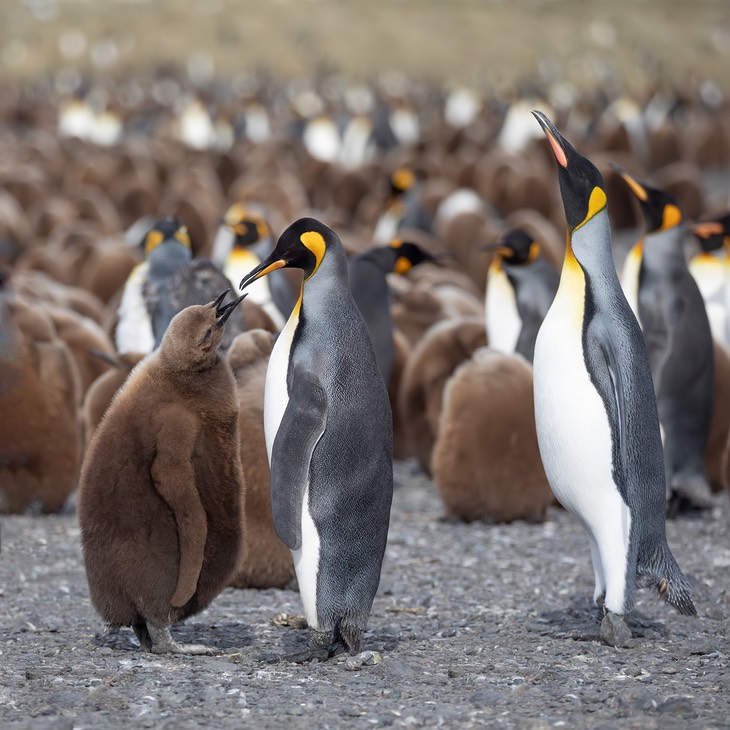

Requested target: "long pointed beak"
[
  {"left": 211, "top": 289, "right": 230, "bottom": 311},
  {"left": 480, "top": 243, "right": 512, "bottom": 257},
  {"left": 239, "top": 258, "right": 287, "bottom": 291},
  {"left": 215, "top": 293, "right": 247, "bottom": 328},
  {"left": 610, "top": 163, "right": 648, "bottom": 201},
  {"left": 690, "top": 221, "right": 724, "bottom": 238},
  {"left": 532, "top": 110, "right": 568, "bottom": 168}
]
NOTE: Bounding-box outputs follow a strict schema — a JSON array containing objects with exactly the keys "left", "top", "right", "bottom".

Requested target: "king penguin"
[
  {"left": 211, "top": 202, "right": 295, "bottom": 329},
  {"left": 613, "top": 167, "right": 715, "bottom": 512},
  {"left": 531, "top": 111, "right": 696, "bottom": 645},
  {"left": 484, "top": 229, "right": 559, "bottom": 363},
  {"left": 688, "top": 213, "right": 730, "bottom": 350},
  {"left": 239, "top": 217, "right": 394, "bottom": 661},
  {"left": 115, "top": 217, "right": 192, "bottom": 354},
  {"left": 348, "top": 239, "right": 437, "bottom": 384}
]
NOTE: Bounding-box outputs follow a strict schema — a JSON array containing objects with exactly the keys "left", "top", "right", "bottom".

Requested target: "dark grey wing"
[
  {"left": 638, "top": 273, "right": 673, "bottom": 392},
  {"left": 270, "top": 369, "right": 328, "bottom": 550}
]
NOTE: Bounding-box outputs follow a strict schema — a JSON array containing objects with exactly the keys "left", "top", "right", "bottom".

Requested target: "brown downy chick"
[{"left": 77, "top": 290, "right": 247, "bottom": 655}]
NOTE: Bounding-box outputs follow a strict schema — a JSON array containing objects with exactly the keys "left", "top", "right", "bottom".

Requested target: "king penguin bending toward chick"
[
  {"left": 531, "top": 111, "right": 696, "bottom": 647},
  {"left": 239, "top": 217, "right": 394, "bottom": 661},
  {"left": 78, "top": 290, "right": 246, "bottom": 654}
]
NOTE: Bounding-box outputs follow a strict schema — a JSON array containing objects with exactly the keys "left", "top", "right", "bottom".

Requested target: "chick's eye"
[{"left": 203, "top": 328, "right": 212, "bottom": 341}]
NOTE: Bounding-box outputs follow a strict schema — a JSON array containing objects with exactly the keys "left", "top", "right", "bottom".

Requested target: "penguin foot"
[
  {"left": 141, "top": 624, "right": 216, "bottom": 655},
  {"left": 283, "top": 630, "right": 339, "bottom": 663},
  {"left": 669, "top": 473, "right": 713, "bottom": 512},
  {"left": 600, "top": 612, "right": 635, "bottom": 648}
]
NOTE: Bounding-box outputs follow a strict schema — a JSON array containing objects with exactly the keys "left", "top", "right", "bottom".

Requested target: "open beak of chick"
[{"left": 211, "top": 289, "right": 247, "bottom": 329}]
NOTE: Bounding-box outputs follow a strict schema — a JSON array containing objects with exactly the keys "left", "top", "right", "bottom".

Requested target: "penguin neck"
[
  {"left": 358, "top": 246, "right": 398, "bottom": 274},
  {"left": 641, "top": 225, "right": 687, "bottom": 269},
  {"left": 562, "top": 209, "right": 620, "bottom": 296}
]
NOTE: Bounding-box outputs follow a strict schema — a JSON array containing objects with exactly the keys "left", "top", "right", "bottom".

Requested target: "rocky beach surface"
[{"left": 0, "top": 463, "right": 728, "bottom": 729}]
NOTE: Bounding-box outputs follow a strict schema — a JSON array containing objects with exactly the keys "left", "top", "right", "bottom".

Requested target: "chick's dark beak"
[{"left": 215, "top": 293, "right": 247, "bottom": 328}]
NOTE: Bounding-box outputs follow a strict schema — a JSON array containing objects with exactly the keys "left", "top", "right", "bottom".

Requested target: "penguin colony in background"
[
  {"left": 531, "top": 111, "right": 695, "bottom": 645},
  {"left": 7, "top": 77, "right": 730, "bottom": 657}
]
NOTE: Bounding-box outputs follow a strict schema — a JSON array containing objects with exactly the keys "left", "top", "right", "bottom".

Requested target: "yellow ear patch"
[
  {"left": 225, "top": 202, "right": 248, "bottom": 226},
  {"left": 175, "top": 226, "right": 191, "bottom": 247},
  {"left": 661, "top": 204, "right": 682, "bottom": 230},
  {"left": 300, "top": 230, "right": 326, "bottom": 277},
  {"left": 574, "top": 186, "right": 607, "bottom": 231},
  {"left": 144, "top": 230, "right": 164, "bottom": 255},
  {"left": 527, "top": 242, "right": 541, "bottom": 263},
  {"left": 389, "top": 238, "right": 403, "bottom": 249},
  {"left": 392, "top": 168, "right": 415, "bottom": 191},
  {"left": 234, "top": 222, "right": 249, "bottom": 237},
  {"left": 394, "top": 256, "right": 412, "bottom": 274}
]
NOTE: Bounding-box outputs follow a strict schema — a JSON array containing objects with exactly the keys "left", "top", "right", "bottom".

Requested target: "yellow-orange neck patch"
[
  {"left": 661, "top": 204, "right": 682, "bottom": 230},
  {"left": 300, "top": 230, "right": 326, "bottom": 280},
  {"left": 394, "top": 256, "right": 412, "bottom": 275},
  {"left": 145, "top": 230, "right": 164, "bottom": 255},
  {"left": 527, "top": 242, "right": 540, "bottom": 263},
  {"left": 574, "top": 186, "right": 606, "bottom": 232}
]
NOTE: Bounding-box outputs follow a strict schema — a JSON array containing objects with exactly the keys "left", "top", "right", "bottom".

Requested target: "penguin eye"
[{"left": 202, "top": 328, "right": 212, "bottom": 342}]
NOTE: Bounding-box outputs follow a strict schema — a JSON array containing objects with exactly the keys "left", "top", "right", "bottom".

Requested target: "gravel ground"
[{"left": 1, "top": 462, "right": 729, "bottom": 730}]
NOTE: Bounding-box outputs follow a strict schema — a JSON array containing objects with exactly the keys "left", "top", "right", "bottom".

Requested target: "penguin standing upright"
[
  {"left": 239, "top": 218, "right": 393, "bottom": 660},
  {"left": 688, "top": 213, "right": 730, "bottom": 349},
  {"left": 484, "top": 229, "right": 559, "bottom": 363},
  {"left": 531, "top": 111, "right": 695, "bottom": 645},
  {"left": 212, "top": 203, "right": 294, "bottom": 329},
  {"left": 115, "top": 217, "right": 192, "bottom": 354},
  {"left": 78, "top": 291, "right": 246, "bottom": 654},
  {"left": 348, "top": 239, "right": 437, "bottom": 384},
  {"left": 614, "top": 168, "right": 715, "bottom": 511}
]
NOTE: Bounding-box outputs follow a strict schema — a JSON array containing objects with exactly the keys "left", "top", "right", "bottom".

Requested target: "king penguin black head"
[
  {"left": 690, "top": 213, "right": 730, "bottom": 253},
  {"left": 611, "top": 165, "right": 683, "bottom": 234},
  {"left": 387, "top": 239, "right": 438, "bottom": 274},
  {"left": 483, "top": 229, "right": 539, "bottom": 265},
  {"left": 238, "top": 217, "right": 334, "bottom": 290},
  {"left": 532, "top": 110, "right": 607, "bottom": 233},
  {"left": 142, "top": 216, "right": 191, "bottom": 256},
  {"left": 223, "top": 203, "right": 270, "bottom": 248}
]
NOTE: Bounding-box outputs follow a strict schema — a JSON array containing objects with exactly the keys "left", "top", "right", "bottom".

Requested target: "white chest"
[
  {"left": 486, "top": 265, "right": 520, "bottom": 354},
  {"left": 533, "top": 265, "right": 616, "bottom": 516}
]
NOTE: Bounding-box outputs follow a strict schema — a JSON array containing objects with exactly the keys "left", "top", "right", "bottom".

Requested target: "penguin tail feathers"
[{"left": 638, "top": 542, "right": 697, "bottom": 616}]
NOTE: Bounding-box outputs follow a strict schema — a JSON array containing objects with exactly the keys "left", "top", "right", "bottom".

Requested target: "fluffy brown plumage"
[
  {"left": 226, "top": 330, "right": 294, "bottom": 589},
  {"left": 398, "top": 317, "right": 487, "bottom": 474},
  {"left": 77, "top": 293, "right": 246, "bottom": 654},
  {"left": 0, "top": 273, "right": 81, "bottom": 513},
  {"left": 81, "top": 351, "right": 146, "bottom": 447},
  {"left": 432, "top": 348, "right": 554, "bottom": 522}
]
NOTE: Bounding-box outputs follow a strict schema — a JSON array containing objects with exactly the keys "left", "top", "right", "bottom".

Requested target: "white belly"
[
  {"left": 533, "top": 252, "right": 631, "bottom": 531},
  {"left": 115, "top": 263, "right": 155, "bottom": 354},
  {"left": 263, "top": 300, "right": 321, "bottom": 625},
  {"left": 486, "top": 267, "right": 520, "bottom": 354}
]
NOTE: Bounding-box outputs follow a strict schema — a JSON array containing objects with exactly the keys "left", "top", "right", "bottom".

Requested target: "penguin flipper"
[
  {"left": 270, "top": 370, "right": 328, "bottom": 550},
  {"left": 151, "top": 409, "right": 207, "bottom": 608}
]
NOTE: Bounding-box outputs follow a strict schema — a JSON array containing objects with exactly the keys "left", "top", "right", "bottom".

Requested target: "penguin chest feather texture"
[
  {"left": 533, "top": 244, "right": 631, "bottom": 609},
  {"left": 486, "top": 262, "right": 521, "bottom": 355}
]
